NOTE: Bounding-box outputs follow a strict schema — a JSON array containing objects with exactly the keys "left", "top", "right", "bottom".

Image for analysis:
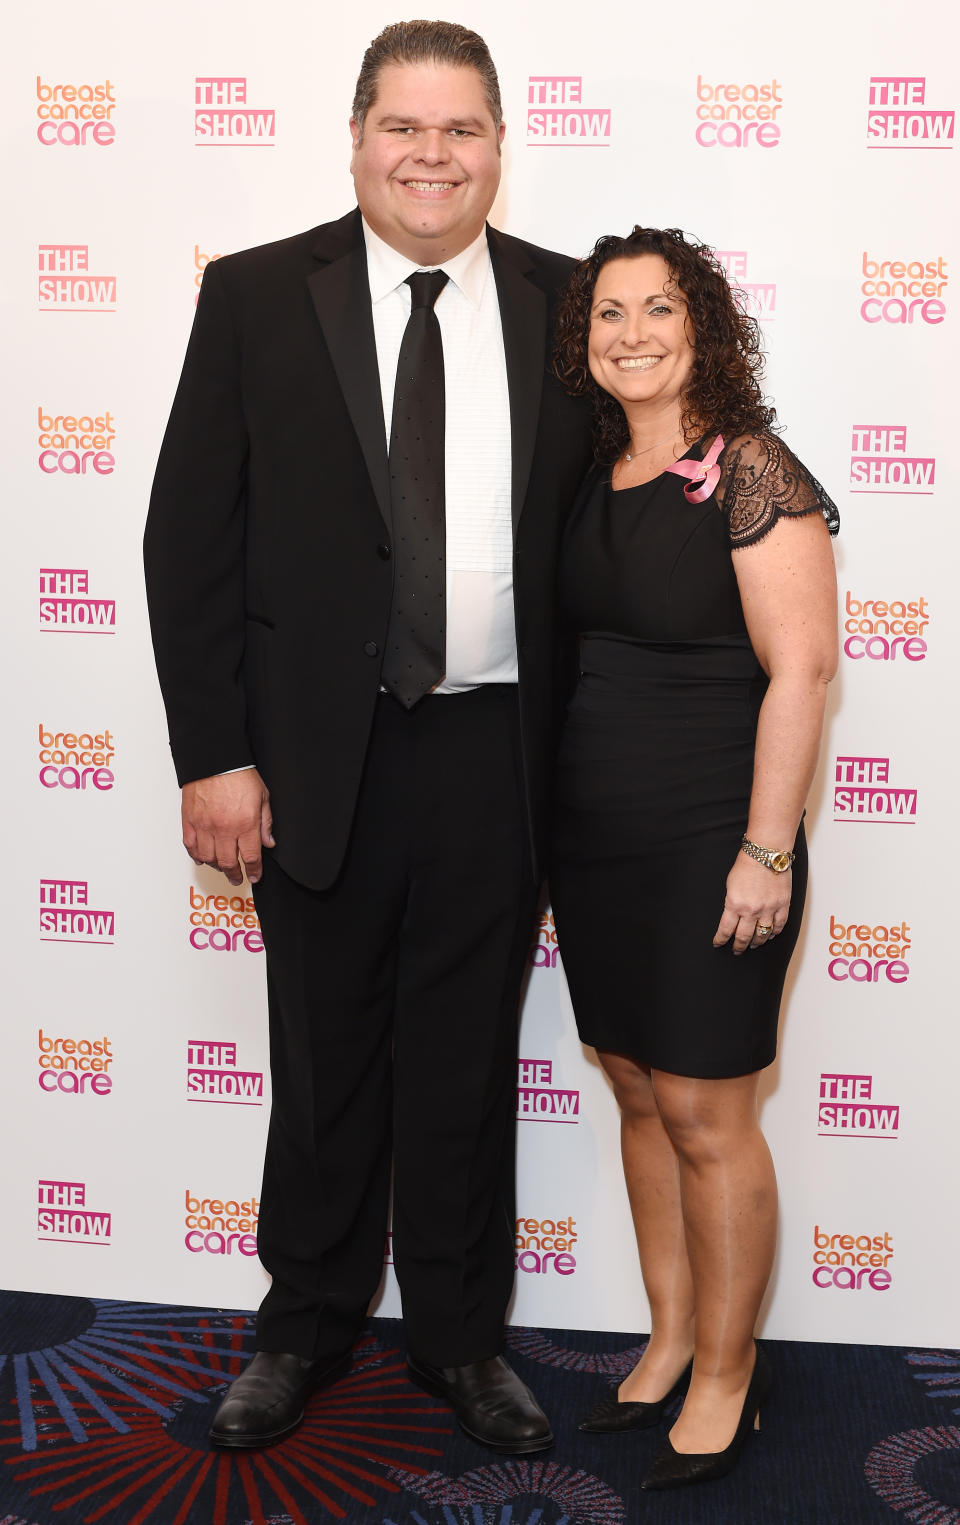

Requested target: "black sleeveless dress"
[{"left": 550, "top": 432, "right": 839, "bottom": 1078}]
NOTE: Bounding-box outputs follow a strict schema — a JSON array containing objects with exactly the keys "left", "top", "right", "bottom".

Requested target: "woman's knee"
[
  {"left": 598, "top": 1050, "right": 657, "bottom": 1119},
  {"left": 651, "top": 1071, "right": 761, "bottom": 1162}
]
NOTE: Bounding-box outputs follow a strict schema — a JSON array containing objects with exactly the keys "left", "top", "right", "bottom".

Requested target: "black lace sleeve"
[{"left": 717, "top": 432, "right": 840, "bottom": 549}]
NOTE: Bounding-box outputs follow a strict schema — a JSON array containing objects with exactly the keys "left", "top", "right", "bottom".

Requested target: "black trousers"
[{"left": 251, "top": 686, "right": 538, "bottom": 1366}]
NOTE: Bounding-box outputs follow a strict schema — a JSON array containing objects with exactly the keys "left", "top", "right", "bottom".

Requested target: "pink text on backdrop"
[
  {"left": 39, "top": 568, "right": 116, "bottom": 633},
  {"left": 38, "top": 723, "right": 115, "bottom": 791},
  {"left": 195, "top": 77, "right": 275, "bottom": 144},
  {"left": 818, "top": 1074, "right": 901, "bottom": 1137},
  {"left": 40, "top": 878, "right": 114, "bottom": 944},
  {"left": 38, "top": 1180, "right": 112, "bottom": 1244},
  {"left": 36, "top": 77, "right": 116, "bottom": 146},
  {"left": 842, "top": 588, "right": 929, "bottom": 664},
  {"left": 867, "top": 76, "right": 955, "bottom": 147},
  {"left": 834, "top": 756, "right": 917, "bottom": 824},
  {"left": 517, "top": 1059, "right": 580, "bottom": 1123},
  {"left": 527, "top": 76, "right": 611, "bottom": 145},
  {"left": 187, "top": 1039, "right": 264, "bottom": 1105},
  {"left": 826, "top": 914, "right": 911, "bottom": 985},
  {"left": 849, "top": 425, "right": 935, "bottom": 494},
  {"left": 860, "top": 252, "right": 947, "bottom": 324},
  {"left": 714, "top": 250, "right": 776, "bottom": 321},
  {"left": 38, "top": 1028, "right": 114, "bottom": 1097},
  {"left": 695, "top": 76, "right": 782, "bottom": 147},
  {"left": 812, "top": 1225, "right": 893, "bottom": 1291},
  {"left": 38, "top": 406, "right": 115, "bottom": 476},
  {"left": 38, "top": 245, "right": 116, "bottom": 311}
]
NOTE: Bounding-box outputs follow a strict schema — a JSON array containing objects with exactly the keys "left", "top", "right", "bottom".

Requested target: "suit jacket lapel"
[
  {"left": 307, "top": 213, "right": 391, "bottom": 533},
  {"left": 488, "top": 227, "right": 547, "bottom": 534}
]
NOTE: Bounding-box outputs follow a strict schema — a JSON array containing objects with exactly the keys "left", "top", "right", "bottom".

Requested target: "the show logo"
[
  {"left": 812, "top": 1224, "right": 893, "bottom": 1291},
  {"left": 517, "top": 1059, "right": 580, "bottom": 1124},
  {"left": 526, "top": 76, "right": 611, "bottom": 145},
  {"left": 714, "top": 249, "right": 776, "bottom": 322},
  {"left": 40, "top": 568, "right": 115, "bottom": 633},
  {"left": 850, "top": 425, "right": 935, "bottom": 495},
  {"left": 818, "top": 1074, "right": 900, "bottom": 1137},
  {"left": 38, "top": 407, "right": 115, "bottom": 475},
  {"left": 38, "top": 1180, "right": 111, "bottom": 1245},
  {"left": 186, "top": 1040, "right": 263, "bottom": 1105},
  {"left": 36, "top": 76, "right": 116, "bottom": 147},
  {"left": 695, "top": 75, "right": 782, "bottom": 147},
  {"left": 826, "top": 915, "right": 910, "bottom": 985},
  {"left": 834, "top": 756, "right": 917, "bottom": 824},
  {"left": 184, "top": 1190, "right": 259, "bottom": 1256},
  {"left": 38, "top": 724, "right": 115, "bottom": 792},
  {"left": 188, "top": 887, "right": 263, "bottom": 952},
  {"left": 40, "top": 878, "right": 114, "bottom": 945},
  {"left": 528, "top": 908, "right": 559, "bottom": 969},
  {"left": 860, "top": 252, "right": 947, "bottom": 324},
  {"left": 194, "top": 77, "right": 276, "bottom": 145},
  {"left": 194, "top": 245, "right": 222, "bottom": 304},
  {"left": 39, "top": 1029, "right": 113, "bottom": 1096},
  {"left": 867, "top": 76, "right": 955, "bottom": 148},
  {"left": 842, "top": 591, "right": 929, "bottom": 663},
  {"left": 515, "top": 1215, "right": 578, "bottom": 1275},
  {"left": 38, "top": 245, "right": 116, "bottom": 312}
]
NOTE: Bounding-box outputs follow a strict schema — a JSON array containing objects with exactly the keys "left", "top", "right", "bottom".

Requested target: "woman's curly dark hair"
[{"left": 553, "top": 226, "right": 776, "bottom": 463}]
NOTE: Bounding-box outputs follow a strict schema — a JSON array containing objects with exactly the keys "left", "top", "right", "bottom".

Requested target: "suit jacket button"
[
  {"left": 364, "top": 641, "right": 379, "bottom": 657},
  {"left": 377, "top": 543, "right": 391, "bottom": 560}
]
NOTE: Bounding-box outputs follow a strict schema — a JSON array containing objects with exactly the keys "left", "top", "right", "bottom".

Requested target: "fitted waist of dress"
[{"left": 578, "top": 630, "right": 763, "bottom": 685}]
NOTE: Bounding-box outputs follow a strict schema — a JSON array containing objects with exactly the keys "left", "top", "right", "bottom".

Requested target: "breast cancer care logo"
[{"left": 36, "top": 76, "right": 116, "bottom": 146}]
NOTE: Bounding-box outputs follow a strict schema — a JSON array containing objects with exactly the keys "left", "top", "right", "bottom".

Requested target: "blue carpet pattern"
[{"left": 0, "top": 1291, "right": 958, "bottom": 1523}]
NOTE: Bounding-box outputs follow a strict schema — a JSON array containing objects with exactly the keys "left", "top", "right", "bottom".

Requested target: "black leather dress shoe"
[
  {"left": 406, "top": 1354, "right": 553, "bottom": 1454},
  {"left": 209, "top": 1350, "right": 351, "bottom": 1448}
]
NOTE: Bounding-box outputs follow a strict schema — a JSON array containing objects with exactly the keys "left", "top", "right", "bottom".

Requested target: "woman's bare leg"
[
  {"left": 597, "top": 1051, "right": 695, "bottom": 1401},
  {"left": 651, "top": 1068, "right": 776, "bottom": 1452}
]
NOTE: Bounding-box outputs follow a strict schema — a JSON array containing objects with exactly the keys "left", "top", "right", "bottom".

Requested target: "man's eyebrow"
[{"left": 376, "top": 114, "right": 488, "bottom": 131}]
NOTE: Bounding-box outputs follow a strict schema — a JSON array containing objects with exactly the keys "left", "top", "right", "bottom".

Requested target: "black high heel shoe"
[
  {"left": 640, "top": 1342, "right": 771, "bottom": 1489},
  {"left": 579, "top": 1360, "right": 692, "bottom": 1434}
]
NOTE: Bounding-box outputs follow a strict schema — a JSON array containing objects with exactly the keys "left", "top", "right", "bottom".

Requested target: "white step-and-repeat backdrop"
[{"left": 3, "top": 0, "right": 957, "bottom": 1349}]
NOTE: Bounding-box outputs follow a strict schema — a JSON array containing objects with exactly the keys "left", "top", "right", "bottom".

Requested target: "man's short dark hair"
[{"left": 352, "top": 20, "right": 503, "bottom": 137}]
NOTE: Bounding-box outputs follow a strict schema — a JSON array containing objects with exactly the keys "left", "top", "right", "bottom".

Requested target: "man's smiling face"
[{"left": 350, "top": 60, "right": 504, "bottom": 263}]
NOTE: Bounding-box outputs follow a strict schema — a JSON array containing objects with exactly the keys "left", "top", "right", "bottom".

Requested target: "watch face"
[{"left": 771, "top": 852, "right": 792, "bottom": 873}]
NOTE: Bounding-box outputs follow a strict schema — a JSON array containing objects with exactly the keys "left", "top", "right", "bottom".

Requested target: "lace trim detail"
[{"left": 716, "top": 432, "right": 840, "bottom": 549}]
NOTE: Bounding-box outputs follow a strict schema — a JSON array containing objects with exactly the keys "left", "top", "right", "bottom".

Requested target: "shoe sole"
[
  {"left": 406, "top": 1364, "right": 554, "bottom": 1455},
  {"left": 210, "top": 1412, "right": 305, "bottom": 1449},
  {"left": 209, "top": 1352, "right": 352, "bottom": 1449}
]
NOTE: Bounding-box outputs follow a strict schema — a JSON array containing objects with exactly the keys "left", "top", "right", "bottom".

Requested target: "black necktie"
[{"left": 381, "top": 269, "right": 449, "bottom": 709}]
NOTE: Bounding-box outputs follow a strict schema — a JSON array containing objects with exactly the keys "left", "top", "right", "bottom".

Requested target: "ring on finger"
[{"left": 756, "top": 923, "right": 773, "bottom": 937}]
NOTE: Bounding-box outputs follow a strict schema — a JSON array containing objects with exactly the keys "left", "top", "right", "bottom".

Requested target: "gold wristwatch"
[{"left": 740, "top": 836, "right": 795, "bottom": 874}]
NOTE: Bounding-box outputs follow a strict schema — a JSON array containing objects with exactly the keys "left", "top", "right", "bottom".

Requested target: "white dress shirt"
[{"left": 363, "top": 219, "right": 517, "bottom": 691}]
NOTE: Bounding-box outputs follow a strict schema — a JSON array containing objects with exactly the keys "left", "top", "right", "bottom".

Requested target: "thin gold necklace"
[{"left": 624, "top": 427, "right": 684, "bottom": 463}]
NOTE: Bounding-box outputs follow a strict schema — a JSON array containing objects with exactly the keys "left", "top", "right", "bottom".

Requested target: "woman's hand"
[{"left": 713, "top": 853, "right": 792, "bottom": 955}]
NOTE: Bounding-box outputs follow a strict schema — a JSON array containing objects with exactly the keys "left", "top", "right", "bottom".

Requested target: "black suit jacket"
[{"left": 144, "top": 209, "right": 592, "bottom": 890}]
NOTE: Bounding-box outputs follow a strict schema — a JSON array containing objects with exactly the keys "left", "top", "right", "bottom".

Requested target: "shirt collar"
[{"left": 361, "top": 217, "right": 490, "bottom": 309}]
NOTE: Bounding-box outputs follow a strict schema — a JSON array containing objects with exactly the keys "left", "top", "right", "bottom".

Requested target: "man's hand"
[{"left": 181, "top": 770, "right": 274, "bottom": 886}]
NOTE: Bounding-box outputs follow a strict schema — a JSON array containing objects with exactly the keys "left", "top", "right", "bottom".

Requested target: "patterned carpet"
[{"left": 0, "top": 1292, "right": 957, "bottom": 1523}]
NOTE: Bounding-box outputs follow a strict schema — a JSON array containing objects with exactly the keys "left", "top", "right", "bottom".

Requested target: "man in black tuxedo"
[{"left": 144, "top": 20, "right": 591, "bottom": 1453}]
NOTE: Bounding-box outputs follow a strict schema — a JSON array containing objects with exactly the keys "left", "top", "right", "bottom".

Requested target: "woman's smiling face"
[{"left": 587, "top": 254, "right": 695, "bottom": 413}]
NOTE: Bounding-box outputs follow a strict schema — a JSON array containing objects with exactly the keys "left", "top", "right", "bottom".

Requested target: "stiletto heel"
[
  {"left": 640, "top": 1342, "right": 771, "bottom": 1490},
  {"left": 579, "top": 1359, "right": 692, "bottom": 1434}
]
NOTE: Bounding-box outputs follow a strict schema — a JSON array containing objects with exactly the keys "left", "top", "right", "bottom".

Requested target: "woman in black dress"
[{"left": 550, "top": 228, "right": 839, "bottom": 1489}]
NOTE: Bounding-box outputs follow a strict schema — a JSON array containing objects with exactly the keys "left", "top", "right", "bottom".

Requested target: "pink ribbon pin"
[{"left": 664, "top": 434, "right": 725, "bottom": 503}]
